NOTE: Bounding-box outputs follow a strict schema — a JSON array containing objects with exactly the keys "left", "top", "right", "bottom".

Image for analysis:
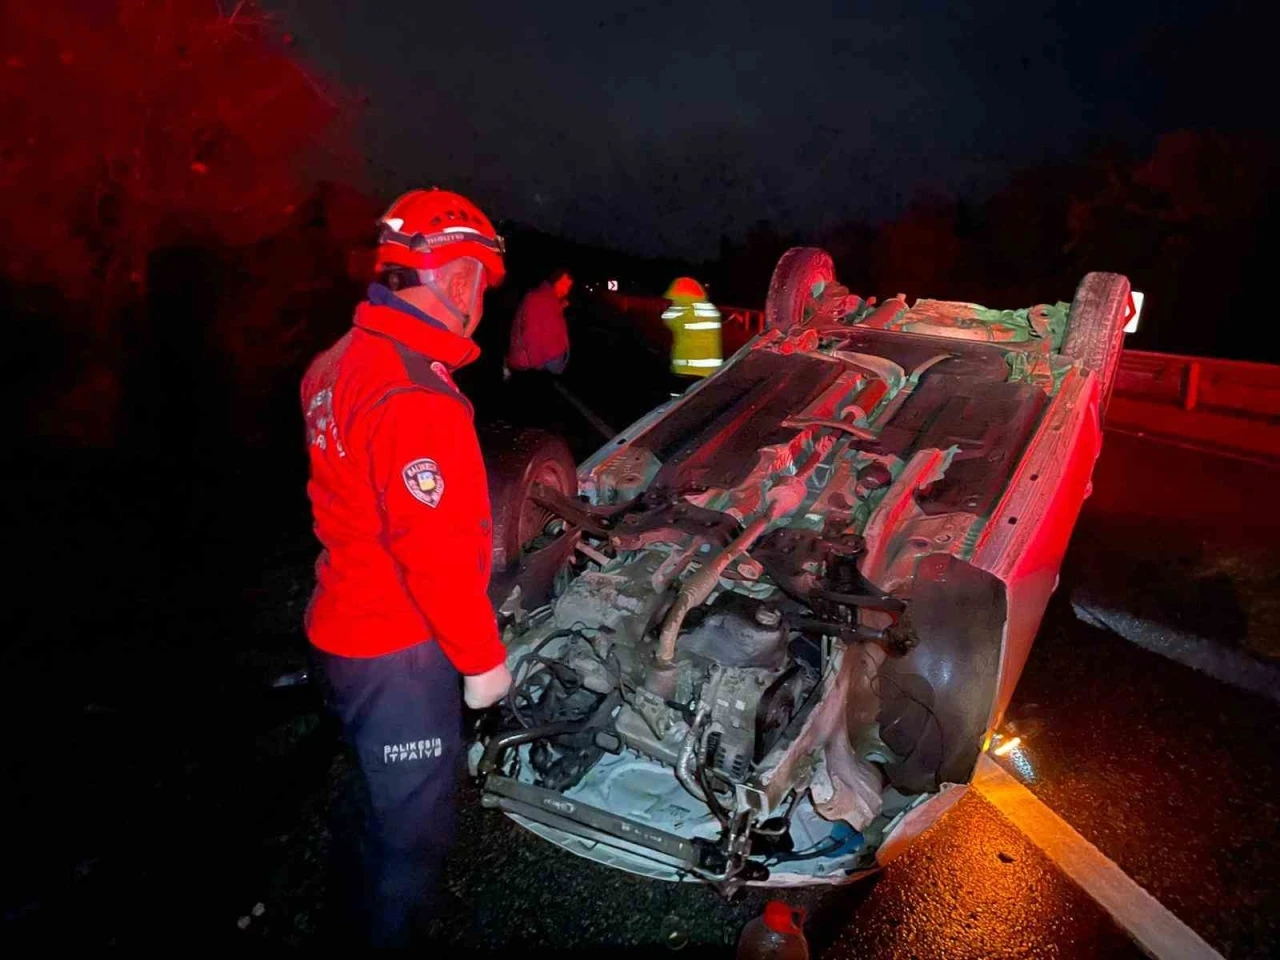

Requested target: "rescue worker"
[
  {"left": 504, "top": 267, "right": 573, "bottom": 425},
  {"left": 506, "top": 267, "right": 573, "bottom": 375},
  {"left": 300, "top": 188, "right": 512, "bottom": 946},
  {"left": 662, "top": 276, "right": 723, "bottom": 392}
]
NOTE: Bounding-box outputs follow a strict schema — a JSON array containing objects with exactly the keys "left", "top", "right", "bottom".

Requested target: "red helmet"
[
  {"left": 374, "top": 188, "right": 506, "bottom": 284},
  {"left": 665, "top": 276, "right": 707, "bottom": 301}
]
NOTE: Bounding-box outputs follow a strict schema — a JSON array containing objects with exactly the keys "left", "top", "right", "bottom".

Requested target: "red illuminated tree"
[{"left": 1, "top": 0, "right": 347, "bottom": 441}]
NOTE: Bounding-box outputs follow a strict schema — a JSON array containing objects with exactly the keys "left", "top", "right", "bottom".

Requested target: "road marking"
[
  {"left": 1106, "top": 424, "right": 1280, "bottom": 469},
  {"left": 973, "top": 754, "right": 1222, "bottom": 960},
  {"left": 1071, "top": 592, "right": 1280, "bottom": 704},
  {"left": 550, "top": 380, "right": 616, "bottom": 440}
]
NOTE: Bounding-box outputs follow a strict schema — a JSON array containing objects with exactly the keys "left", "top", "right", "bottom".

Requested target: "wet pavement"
[
  {"left": 816, "top": 792, "right": 1144, "bottom": 960},
  {"left": 995, "top": 433, "right": 1280, "bottom": 958},
  {"left": 5, "top": 380, "right": 1278, "bottom": 954},
  {"left": 425, "top": 783, "right": 1144, "bottom": 958}
]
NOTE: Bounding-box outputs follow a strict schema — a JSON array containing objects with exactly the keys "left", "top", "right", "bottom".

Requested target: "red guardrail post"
[{"left": 1182, "top": 361, "right": 1201, "bottom": 412}]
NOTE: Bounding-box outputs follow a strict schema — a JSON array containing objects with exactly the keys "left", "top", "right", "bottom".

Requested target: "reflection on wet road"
[{"left": 820, "top": 789, "right": 1145, "bottom": 960}]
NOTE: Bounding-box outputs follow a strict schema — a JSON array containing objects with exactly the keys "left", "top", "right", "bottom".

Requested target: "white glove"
[{"left": 463, "top": 662, "right": 513, "bottom": 709}]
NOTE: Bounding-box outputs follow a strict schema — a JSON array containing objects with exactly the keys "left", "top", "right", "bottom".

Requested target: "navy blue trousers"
[{"left": 314, "top": 639, "right": 462, "bottom": 947}]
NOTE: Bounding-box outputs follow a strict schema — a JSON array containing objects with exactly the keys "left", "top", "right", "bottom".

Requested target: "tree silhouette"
[{"left": 1, "top": 0, "right": 346, "bottom": 442}]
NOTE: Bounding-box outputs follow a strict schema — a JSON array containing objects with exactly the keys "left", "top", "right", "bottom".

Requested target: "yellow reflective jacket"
[{"left": 662, "top": 299, "right": 723, "bottom": 377}]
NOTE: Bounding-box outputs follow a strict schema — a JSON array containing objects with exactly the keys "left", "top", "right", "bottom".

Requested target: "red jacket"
[
  {"left": 300, "top": 284, "right": 504, "bottom": 674},
  {"left": 507, "top": 281, "right": 570, "bottom": 373}
]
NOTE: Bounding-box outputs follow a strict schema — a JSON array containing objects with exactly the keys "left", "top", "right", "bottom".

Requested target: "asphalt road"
[
  {"left": 4, "top": 393, "right": 1277, "bottom": 954},
  {"left": 422, "top": 779, "right": 1146, "bottom": 958}
]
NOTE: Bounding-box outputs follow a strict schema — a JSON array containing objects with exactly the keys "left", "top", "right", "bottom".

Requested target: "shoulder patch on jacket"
[{"left": 402, "top": 458, "right": 444, "bottom": 507}]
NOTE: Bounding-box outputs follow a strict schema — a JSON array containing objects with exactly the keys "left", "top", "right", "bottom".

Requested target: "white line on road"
[
  {"left": 1106, "top": 424, "right": 1280, "bottom": 469},
  {"left": 973, "top": 754, "right": 1222, "bottom": 960},
  {"left": 550, "top": 380, "right": 616, "bottom": 441}
]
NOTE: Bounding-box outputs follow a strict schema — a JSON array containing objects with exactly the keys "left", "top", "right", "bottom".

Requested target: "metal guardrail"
[
  {"left": 720, "top": 306, "right": 765, "bottom": 340},
  {"left": 1113, "top": 350, "right": 1280, "bottom": 420},
  {"left": 1108, "top": 351, "right": 1280, "bottom": 462}
]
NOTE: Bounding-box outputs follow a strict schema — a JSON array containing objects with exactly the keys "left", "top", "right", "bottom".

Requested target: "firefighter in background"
[
  {"left": 662, "top": 276, "right": 723, "bottom": 391},
  {"left": 301, "top": 188, "right": 511, "bottom": 946}
]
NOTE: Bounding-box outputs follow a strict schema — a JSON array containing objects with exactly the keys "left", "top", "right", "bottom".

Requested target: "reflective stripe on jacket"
[{"left": 663, "top": 300, "right": 723, "bottom": 377}]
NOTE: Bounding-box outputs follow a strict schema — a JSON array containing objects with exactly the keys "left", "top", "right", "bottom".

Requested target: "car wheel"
[
  {"left": 482, "top": 425, "right": 577, "bottom": 572},
  {"left": 1060, "top": 272, "right": 1131, "bottom": 417},
  {"left": 765, "top": 247, "right": 836, "bottom": 334}
]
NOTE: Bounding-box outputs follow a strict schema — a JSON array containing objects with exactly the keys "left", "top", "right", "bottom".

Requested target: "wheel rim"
[
  {"left": 517, "top": 459, "right": 572, "bottom": 551},
  {"left": 793, "top": 264, "right": 833, "bottom": 325},
  {"left": 767, "top": 248, "right": 835, "bottom": 332}
]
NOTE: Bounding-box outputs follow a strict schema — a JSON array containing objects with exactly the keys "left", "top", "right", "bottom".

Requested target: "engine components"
[
  {"left": 704, "top": 665, "right": 776, "bottom": 782},
  {"left": 678, "top": 595, "right": 789, "bottom": 670}
]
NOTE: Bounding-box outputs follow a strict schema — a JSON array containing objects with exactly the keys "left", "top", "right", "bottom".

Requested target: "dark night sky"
[{"left": 267, "top": 0, "right": 1268, "bottom": 259}]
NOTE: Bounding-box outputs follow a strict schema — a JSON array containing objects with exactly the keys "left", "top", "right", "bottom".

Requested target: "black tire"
[
  {"left": 765, "top": 247, "right": 836, "bottom": 333},
  {"left": 480, "top": 425, "right": 577, "bottom": 572},
  {"left": 1060, "top": 272, "right": 1131, "bottom": 417}
]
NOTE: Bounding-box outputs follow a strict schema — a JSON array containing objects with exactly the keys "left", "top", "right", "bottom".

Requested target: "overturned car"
[{"left": 474, "top": 249, "right": 1134, "bottom": 890}]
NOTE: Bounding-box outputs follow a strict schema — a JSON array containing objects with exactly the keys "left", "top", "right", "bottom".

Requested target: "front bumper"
[{"left": 477, "top": 726, "right": 880, "bottom": 887}]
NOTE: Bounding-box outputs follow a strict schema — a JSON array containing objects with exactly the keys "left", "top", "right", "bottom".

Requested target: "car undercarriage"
[{"left": 475, "top": 250, "right": 1129, "bottom": 891}]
